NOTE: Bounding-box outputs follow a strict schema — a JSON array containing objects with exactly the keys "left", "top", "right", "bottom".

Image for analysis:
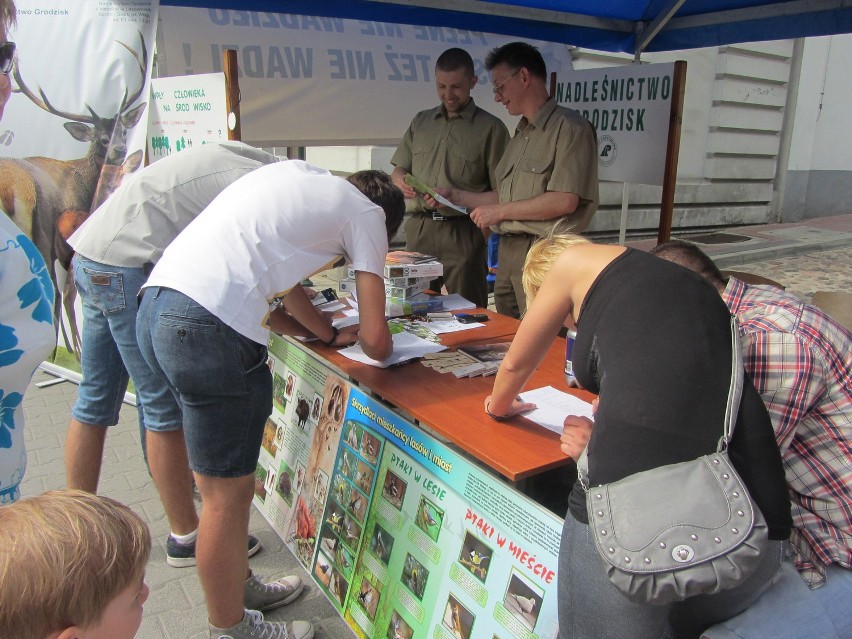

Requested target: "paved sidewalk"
[
  {"left": 19, "top": 213, "right": 852, "bottom": 639},
  {"left": 625, "top": 212, "right": 852, "bottom": 270},
  {"left": 626, "top": 213, "right": 852, "bottom": 305},
  {"left": 20, "top": 372, "right": 355, "bottom": 639}
]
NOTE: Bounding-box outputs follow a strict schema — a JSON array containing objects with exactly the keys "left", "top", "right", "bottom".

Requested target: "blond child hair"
[
  {"left": 522, "top": 231, "right": 591, "bottom": 303},
  {"left": 0, "top": 489, "right": 151, "bottom": 639}
]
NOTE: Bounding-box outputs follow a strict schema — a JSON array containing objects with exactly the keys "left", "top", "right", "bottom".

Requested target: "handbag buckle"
[{"left": 672, "top": 545, "right": 695, "bottom": 563}]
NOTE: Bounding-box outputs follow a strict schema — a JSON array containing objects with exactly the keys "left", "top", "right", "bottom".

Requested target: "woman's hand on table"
[{"left": 483, "top": 394, "right": 536, "bottom": 421}]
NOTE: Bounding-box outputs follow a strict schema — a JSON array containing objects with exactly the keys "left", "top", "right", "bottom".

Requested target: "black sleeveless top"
[{"left": 566, "top": 249, "right": 792, "bottom": 540}]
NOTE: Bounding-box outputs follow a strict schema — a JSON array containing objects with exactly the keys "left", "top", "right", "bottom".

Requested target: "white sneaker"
[
  {"left": 209, "top": 609, "right": 314, "bottom": 639},
  {"left": 243, "top": 570, "right": 304, "bottom": 612}
]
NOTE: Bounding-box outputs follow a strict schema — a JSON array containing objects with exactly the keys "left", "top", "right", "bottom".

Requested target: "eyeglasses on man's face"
[
  {"left": 0, "top": 42, "right": 16, "bottom": 75},
  {"left": 492, "top": 68, "right": 521, "bottom": 96}
]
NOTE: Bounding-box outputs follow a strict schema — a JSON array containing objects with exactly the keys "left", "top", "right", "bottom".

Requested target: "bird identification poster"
[{"left": 256, "top": 335, "right": 562, "bottom": 639}]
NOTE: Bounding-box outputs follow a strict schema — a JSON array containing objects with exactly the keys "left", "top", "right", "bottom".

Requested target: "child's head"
[{"left": 0, "top": 489, "right": 152, "bottom": 639}]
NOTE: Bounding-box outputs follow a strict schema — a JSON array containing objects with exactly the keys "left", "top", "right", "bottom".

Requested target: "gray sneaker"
[
  {"left": 243, "top": 570, "right": 304, "bottom": 612},
  {"left": 210, "top": 609, "right": 314, "bottom": 639}
]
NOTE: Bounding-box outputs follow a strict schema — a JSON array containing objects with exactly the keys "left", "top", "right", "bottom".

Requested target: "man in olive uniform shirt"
[
  {"left": 391, "top": 48, "right": 509, "bottom": 309},
  {"left": 441, "top": 42, "right": 599, "bottom": 318}
]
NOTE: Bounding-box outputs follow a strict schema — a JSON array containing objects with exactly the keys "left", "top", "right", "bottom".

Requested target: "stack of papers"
[
  {"left": 339, "top": 331, "right": 446, "bottom": 368},
  {"left": 421, "top": 342, "right": 510, "bottom": 377}
]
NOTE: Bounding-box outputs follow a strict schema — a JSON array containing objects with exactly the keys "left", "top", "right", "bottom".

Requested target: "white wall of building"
[{"left": 783, "top": 35, "right": 852, "bottom": 220}]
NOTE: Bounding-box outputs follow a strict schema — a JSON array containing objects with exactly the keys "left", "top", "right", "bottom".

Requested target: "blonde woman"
[{"left": 485, "top": 234, "right": 792, "bottom": 638}]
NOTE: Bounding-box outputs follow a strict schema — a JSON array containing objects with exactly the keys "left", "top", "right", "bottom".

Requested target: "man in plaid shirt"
[{"left": 651, "top": 241, "right": 851, "bottom": 638}]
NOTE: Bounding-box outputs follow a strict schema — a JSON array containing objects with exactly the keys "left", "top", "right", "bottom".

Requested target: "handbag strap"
[
  {"left": 720, "top": 314, "right": 744, "bottom": 451},
  {"left": 577, "top": 314, "right": 744, "bottom": 490}
]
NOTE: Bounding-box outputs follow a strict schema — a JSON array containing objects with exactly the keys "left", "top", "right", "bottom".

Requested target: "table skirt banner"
[{"left": 256, "top": 334, "right": 562, "bottom": 639}]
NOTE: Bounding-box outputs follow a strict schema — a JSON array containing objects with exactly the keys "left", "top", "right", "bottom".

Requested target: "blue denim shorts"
[
  {"left": 72, "top": 256, "right": 182, "bottom": 432},
  {"left": 136, "top": 287, "right": 272, "bottom": 478}
]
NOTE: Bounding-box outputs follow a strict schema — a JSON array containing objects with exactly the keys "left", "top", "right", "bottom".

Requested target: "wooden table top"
[{"left": 302, "top": 309, "right": 596, "bottom": 482}]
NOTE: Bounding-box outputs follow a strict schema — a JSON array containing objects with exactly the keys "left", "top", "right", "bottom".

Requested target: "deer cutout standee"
[{"left": 0, "top": 31, "right": 149, "bottom": 354}]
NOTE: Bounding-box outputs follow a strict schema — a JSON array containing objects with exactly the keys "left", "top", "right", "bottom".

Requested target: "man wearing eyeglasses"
[
  {"left": 390, "top": 48, "right": 509, "bottom": 310},
  {"left": 438, "top": 42, "right": 599, "bottom": 318},
  {"left": 0, "top": 0, "right": 56, "bottom": 504}
]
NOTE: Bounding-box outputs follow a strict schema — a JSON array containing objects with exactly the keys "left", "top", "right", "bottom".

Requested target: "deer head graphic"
[{"left": 0, "top": 30, "right": 149, "bottom": 353}]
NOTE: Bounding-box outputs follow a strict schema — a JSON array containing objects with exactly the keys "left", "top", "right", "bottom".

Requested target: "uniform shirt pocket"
[{"left": 514, "top": 156, "right": 553, "bottom": 201}]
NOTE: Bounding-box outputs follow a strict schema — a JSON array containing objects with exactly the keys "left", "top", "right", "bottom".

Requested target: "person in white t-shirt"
[
  {"left": 67, "top": 142, "right": 311, "bottom": 617},
  {"left": 136, "top": 161, "right": 404, "bottom": 639}
]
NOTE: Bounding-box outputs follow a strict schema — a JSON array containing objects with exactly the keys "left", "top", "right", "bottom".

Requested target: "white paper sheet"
[
  {"left": 436, "top": 294, "right": 476, "bottom": 311},
  {"left": 339, "top": 331, "right": 447, "bottom": 368},
  {"left": 316, "top": 301, "right": 346, "bottom": 312},
  {"left": 517, "top": 386, "right": 594, "bottom": 435},
  {"left": 418, "top": 319, "right": 485, "bottom": 334},
  {"left": 332, "top": 315, "right": 360, "bottom": 328},
  {"left": 432, "top": 191, "right": 469, "bottom": 215}
]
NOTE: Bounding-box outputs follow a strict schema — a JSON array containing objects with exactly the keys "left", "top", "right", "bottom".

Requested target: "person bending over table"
[
  {"left": 65, "top": 142, "right": 316, "bottom": 620},
  {"left": 136, "top": 162, "right": 404, "bottom": 639},
  {"left": 651, "top": 240, "right": 852, "bottom": 639},
  {"left": 484, "top": 233, "right": 792, "bottom": 639}
]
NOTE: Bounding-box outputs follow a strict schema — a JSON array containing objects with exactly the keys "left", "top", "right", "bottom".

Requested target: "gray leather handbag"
[{"left": 577, "top": 316, "right": 769, "bottom": 605}]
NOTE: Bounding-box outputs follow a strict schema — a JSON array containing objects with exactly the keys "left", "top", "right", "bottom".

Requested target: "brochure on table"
[{"left": 256, "top": 334, "right": 562, "bottom": 639}]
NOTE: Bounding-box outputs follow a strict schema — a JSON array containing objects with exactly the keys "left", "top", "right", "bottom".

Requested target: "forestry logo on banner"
[{"left": 598, "top": 134, "right": 617, "bottom": 168}]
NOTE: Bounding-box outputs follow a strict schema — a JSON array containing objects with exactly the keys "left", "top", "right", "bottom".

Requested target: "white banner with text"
[{"left": 157, "top": 7, "right": 573, "bottom": 146}]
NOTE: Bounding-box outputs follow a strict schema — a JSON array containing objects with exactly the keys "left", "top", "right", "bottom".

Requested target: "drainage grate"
[{"left": 687, "top": 232, "right": 752, "bottom": 245}]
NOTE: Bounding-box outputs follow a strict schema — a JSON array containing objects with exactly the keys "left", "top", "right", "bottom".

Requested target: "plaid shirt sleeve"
[
  {"left": 740, "top": 329, "right": 826, "bottom": 451},
  {"left": 725, "top": 278, "right": 852, "bottom": 588}
]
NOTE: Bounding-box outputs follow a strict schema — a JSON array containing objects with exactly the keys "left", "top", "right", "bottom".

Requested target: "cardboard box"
[
  {"left": 385, "top": 293, "right": 444, "bottom": 317},
  {"left": 385, "top": 278, "right": 431, "bottom": 299}
]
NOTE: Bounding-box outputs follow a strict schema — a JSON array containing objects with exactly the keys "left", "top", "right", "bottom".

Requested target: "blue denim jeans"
[
  {"left": 136, "top": 287, "right": 271, "bottom": 478},
  {"left": 72, "top": 257, "right": 182, "bottom": 439},
  {"left": 703, "top": 551, "right": 852, "bottom": 638},
  {"left": 558, "top": 514, "right": 784, "bottom": 639}
]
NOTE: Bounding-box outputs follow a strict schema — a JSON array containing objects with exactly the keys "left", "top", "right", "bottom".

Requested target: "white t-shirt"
[
  {"left": 145, "top": 161, "right": 388, "bottom": 344},
  {"left": 69, "top": 141, "right": 279, "bottom": 267}
]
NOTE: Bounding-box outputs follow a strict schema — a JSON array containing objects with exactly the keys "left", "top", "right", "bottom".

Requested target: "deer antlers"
[
  {"left": 12, "top": 29, "right": 148, "bottom": 122},
  {"left": 116, "top": 32, "right": 148, "bottom": 114}
]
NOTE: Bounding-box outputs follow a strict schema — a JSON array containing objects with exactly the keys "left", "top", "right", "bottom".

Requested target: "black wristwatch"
[
  {"left": 322, "top": 326, "right": 339, "bottom": 346},
  {"left": 485, "top": 401, "right": 509, "bottom": 422}
]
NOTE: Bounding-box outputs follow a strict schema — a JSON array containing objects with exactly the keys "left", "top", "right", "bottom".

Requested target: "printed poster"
[
  {"left": 1, "top": 0, "right": 158, "bottom": 355},
  {"left": 257, "top": 336, "right": 562, "bottom": 639},
  {"left": 147, "top": 72, "right": 228, "bottom": 161}
]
